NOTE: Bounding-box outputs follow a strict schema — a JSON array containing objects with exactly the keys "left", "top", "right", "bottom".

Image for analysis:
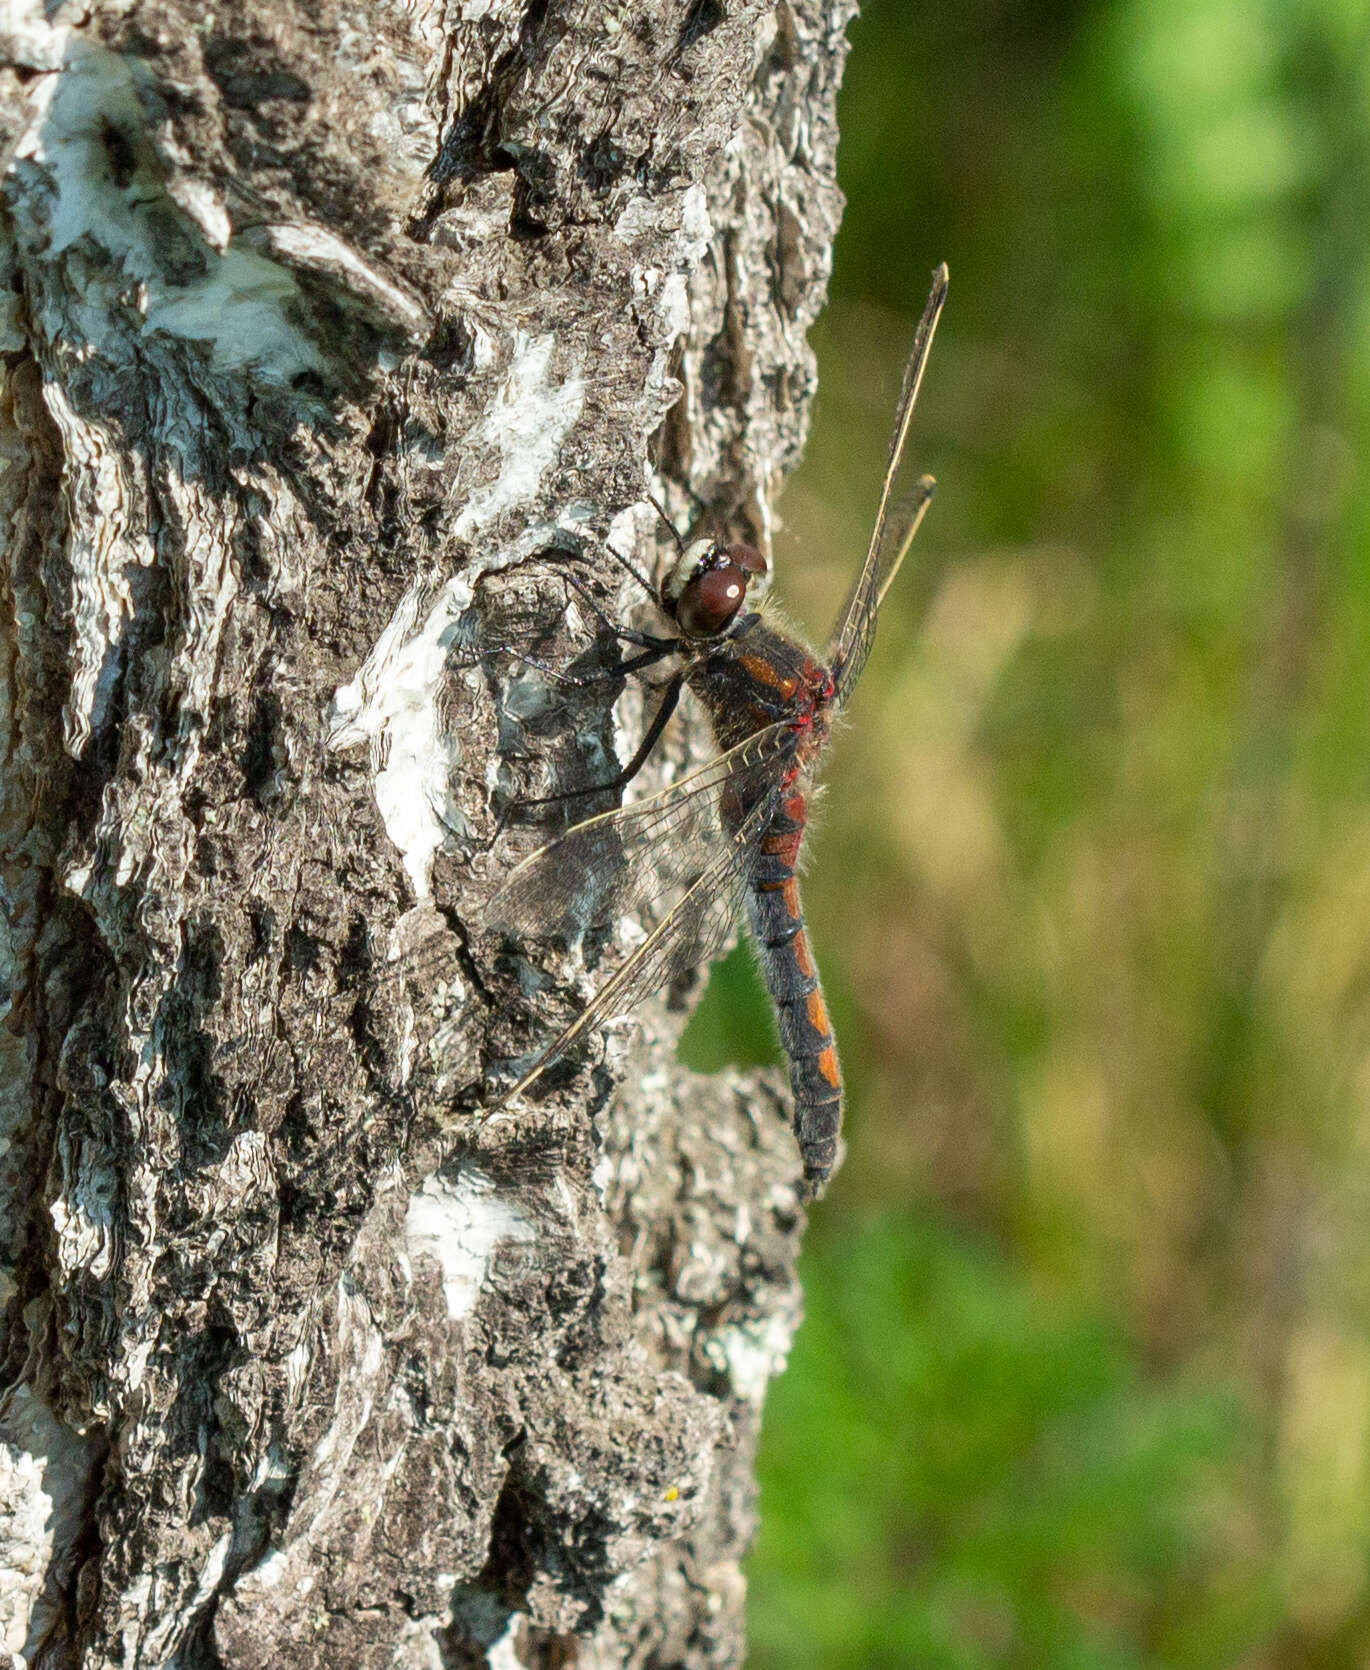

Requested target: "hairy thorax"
[{"left": 685, "top": 619, "right": 835, "bottom": 759}]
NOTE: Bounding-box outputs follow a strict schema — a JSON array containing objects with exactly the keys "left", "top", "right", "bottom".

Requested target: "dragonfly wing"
[
  {"left": 825, "top": 264, "right": 946, "bottom": 707},
  {"left": 827, "top": 475, "right": 936, "bottom": 706},
  {"left": 346, "top": 727, "right": 797, "bottom": 1098},
  {"left": 485, "top": 720, "right": 798, "bottom": 941},
  {"left": 493, "top": 774, "right": 786, "bottom": 1101}
]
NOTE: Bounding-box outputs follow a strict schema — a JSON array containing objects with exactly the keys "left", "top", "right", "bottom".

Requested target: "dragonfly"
[{"left": 485, "top": 264, "right": 947, "bottom": 1198}]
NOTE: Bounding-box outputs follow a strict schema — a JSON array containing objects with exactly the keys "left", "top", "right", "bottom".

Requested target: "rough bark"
[{"left": 0, "top": 1, "right": 853, "bottom": 1665}]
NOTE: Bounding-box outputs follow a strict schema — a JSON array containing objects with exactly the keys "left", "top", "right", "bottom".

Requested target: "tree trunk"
[{"left": 0, "top": 2, "right": 853, "bottom": 1664}]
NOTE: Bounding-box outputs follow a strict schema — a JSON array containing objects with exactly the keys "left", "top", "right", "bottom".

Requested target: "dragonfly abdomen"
[{"left": 746, "top": 802, "right": 843, "bottom": 1197}]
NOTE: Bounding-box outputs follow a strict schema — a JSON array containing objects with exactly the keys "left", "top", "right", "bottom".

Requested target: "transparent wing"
[
  {"left": 485, "top": 720, "right": 798, "bottom": 941},
  {"left": 828, "top": 474, "right": 936, "bottom": 707},
  {"left": 337, "top": 710, "right": 791, "bottom": 1017},
  {"left": 826, "top": 263, "right": 947, "bottom": 706},
  {"left": 493, "top": 769, "right": 787, "bottom": 1103},
  {"left": 340, "top": 724, "right": 795, "bottom": 1098}
]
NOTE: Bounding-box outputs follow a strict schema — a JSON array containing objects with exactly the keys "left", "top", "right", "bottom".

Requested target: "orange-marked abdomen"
[{"left": 745, "top": 799, "right": 844, "bottom": 1197}]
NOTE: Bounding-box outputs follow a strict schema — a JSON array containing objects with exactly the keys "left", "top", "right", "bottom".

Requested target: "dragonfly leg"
[
  {"left": 475, "top": 571, "right": 679, "bottom": 685},
  {"left": 611, "top": 643, "right": 679, "bottom": 677},
  {"left": 484, "top": 639, "right": 676, "bottom": 689},
  {"left": 515, "top": 671, "right": 684, "bottom": 811},
  {"left": 596, "top": 542, "right": 658, "bottom": 600},
  {"left": 559, "top": 570, "right": 678, "bottom": 655},
  {"left": 483, "top": 647, "right": 608, "bottom": 687},
  {"left": 645, "top": 490, "right": 687, "bottom": 557}
]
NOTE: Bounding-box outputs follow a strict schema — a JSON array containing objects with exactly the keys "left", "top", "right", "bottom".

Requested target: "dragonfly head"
[{"left": 662, "top": 538, "right": 769, "bottom": 640}]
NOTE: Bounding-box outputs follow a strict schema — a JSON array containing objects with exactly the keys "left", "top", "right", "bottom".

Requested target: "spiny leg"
[
  {"left": 480, "top": 571, "right": 680, "bottom": 689},
  {"left": 559, "top": 569, "right": 678, "bottom": 657},
  {"left": 513, "top": 672, "right": 685, "bottom": 813}
]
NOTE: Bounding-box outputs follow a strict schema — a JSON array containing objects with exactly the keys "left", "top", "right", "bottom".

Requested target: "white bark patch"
[
  {"left": 163, "top": 174, "right": 232, "bottom": 252},
  {"left": 15, "top": 37, "right": 323, "bottom": 385},
  {"left": 713, "top": 1310, "right": 797, "bottom": 1406},
  {"left": 457, "top": 0, "right": 518, "bottom": 20},
  {"left": 239, "top": 220, "right": 429, "bottom": 337},
  {"left": 394, "top": 1613, "right": 452, "bottom": 1670},
  {"left": 5, "top": 25, "right": 322, "bottom": 754},
  {"left": 0, "top": 1385, "right": 100, "bottom": 1659},
  {"left": 606, "top": 504, "right": 645, "bottom": 564},
  {"left": 328, "top": 575, "right": 475, "bottom": 899},
  {"left": 0, "top": 0, "right": 68, "bottom": 70},
  {"left": 405, "top": 1171, "right": 535, "bottom": 1321},
  {"left": 657, "top": 271, "right": 692, "bottom": 339},
  {"left": 680, "top": 182, "right": 713, "bottom": 250},
  {"left": 328, "top": 501, "right": 597, "bottom": 898},
  {"left": 329, "top": 322, "right": 591, "bottom": 901},
  {"left": 487, "top": 1615, "right": 528, "bottom": 1670},
  {"left": 451, "top": 334, "right": 584, "bottom": 540},
  {"left": 328, "top": 331, "right": 593, "bottom": 901}
]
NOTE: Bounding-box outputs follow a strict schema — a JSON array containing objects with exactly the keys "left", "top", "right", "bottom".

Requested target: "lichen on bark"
[{"left": 0, "top": 1, "right": 856, "bottom": 1664}]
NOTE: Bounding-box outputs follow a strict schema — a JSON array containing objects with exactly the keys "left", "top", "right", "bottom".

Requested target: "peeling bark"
[{"left": 0, "top": 1, "right": 854, "bottom": 1664}]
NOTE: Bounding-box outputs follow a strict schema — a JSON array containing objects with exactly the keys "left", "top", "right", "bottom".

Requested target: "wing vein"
[{"left": 493, "top": 771, "right": 787, "bottom": 1103}]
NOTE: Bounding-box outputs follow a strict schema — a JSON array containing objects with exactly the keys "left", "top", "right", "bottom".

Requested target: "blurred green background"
[{"left": 679, "top": 0, "right": 1370, "bottom": 1663}]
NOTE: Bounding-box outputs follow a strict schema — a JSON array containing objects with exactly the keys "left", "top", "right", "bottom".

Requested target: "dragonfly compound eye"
[
  {"left": 719, "top": 542, "right": 768, "bottom": 582},
  {"left": 667, "top": 541, "right": 768, "bottom": 639}
]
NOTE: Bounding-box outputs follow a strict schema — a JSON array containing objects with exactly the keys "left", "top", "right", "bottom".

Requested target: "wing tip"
[{"left": 923, "top": 265, "right": 949, "bottom": 333}]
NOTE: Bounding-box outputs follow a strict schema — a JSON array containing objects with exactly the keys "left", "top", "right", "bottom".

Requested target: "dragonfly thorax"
[{"left": 661, "top": 537, "right": 768, "bottom": 640}]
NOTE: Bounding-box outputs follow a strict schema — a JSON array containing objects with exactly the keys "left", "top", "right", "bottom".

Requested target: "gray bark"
[{"left": 0, "top": 1, "right": 853, "bottom": 1665}]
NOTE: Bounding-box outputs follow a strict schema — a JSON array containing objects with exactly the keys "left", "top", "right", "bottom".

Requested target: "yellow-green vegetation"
[{"left": 681, "top": 0, "right": 1370, "bottom": 1662}]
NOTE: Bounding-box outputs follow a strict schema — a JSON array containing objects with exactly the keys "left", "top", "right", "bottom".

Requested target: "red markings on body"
[
  {"left": 758, "top": 792, "right": 807, "bottom": 867},
  {"left": 792, "top": 932, "right": 815, "bottom": 979},
  {"left": 805, "top": 990, "right": 830, "bottom": 1036},
  {"left": 815, "top": 1045, "right": 841, "bottom": 1089},
  {"left": 761, "top": 830, "right": 802, "bottom": 864}
]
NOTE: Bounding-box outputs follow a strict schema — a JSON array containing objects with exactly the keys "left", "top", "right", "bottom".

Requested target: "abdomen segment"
[{"left": 745, "top": 849, "right": 844, "bottom": 1198}]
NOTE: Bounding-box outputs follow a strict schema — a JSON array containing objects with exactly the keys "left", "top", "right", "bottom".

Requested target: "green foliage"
[
  {"left": 750, "top": 1218, "right": 1267, "bottom": 1669},
  {"left": 681, "top": 0, "right": 1370, "bottom": 1662}
]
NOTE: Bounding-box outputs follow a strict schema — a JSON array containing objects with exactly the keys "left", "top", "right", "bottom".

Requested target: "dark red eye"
[
  {"left": 721, "top": 543, "right": 768, "bottom": 578},
  {"left": 677, "top": 563, "right": 751, "bottom": 637}
]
